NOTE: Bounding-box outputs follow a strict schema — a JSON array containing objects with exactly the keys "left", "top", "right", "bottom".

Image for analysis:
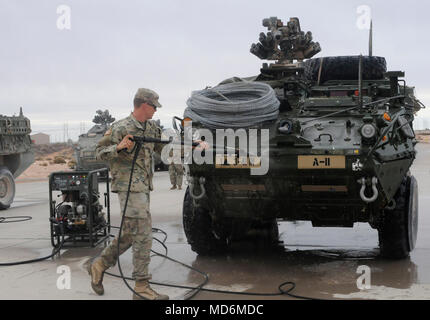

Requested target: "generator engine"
[
  {"left": 56, "top": 189, "right": 104, "bottom": 231},
  {"left": 49, "top": 169, "right": 111, "bottom": 247}
]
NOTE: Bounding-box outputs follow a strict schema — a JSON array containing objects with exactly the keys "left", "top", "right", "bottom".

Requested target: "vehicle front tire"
[
  {"left": 182, "top": 187, "right": 227, "bottom": 255},
  {"left": 378, "top": 176, "right": 418, "bottom": 259},
  {"left": 0, "top": 167, "right": 15, "bottom": 210}
]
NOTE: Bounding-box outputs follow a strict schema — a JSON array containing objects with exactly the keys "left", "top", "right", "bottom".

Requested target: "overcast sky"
[{"left": 1, "top": 0, "right": 429, "bottom": 141}]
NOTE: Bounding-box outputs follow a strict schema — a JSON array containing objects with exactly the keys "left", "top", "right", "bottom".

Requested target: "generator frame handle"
[{"left": 87, "top": 168, "right": 111, "bottom": 246}]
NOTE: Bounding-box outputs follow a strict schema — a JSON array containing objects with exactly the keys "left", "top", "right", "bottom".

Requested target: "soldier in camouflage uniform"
[
  {"left": 87, "top": 88, "right": 169, "bottom": 300},
  {"left": 168, "top": 147, "right": 184, "bottom": 190}
]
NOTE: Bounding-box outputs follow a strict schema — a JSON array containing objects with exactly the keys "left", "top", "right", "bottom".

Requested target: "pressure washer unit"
[{"left": 49, "top": 168, "right": 111, "bottom": 248}]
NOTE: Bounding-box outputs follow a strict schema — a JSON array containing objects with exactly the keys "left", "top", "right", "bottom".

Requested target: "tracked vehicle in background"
[
  {"left": 0, "top": 108, "right": 34, "bottom": 209},
  {"left": 179, "top": 17, "right": 423, "bottom": 259}
]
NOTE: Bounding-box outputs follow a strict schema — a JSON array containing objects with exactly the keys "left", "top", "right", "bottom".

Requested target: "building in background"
[{"left": 30, "top": 132, "right": 50, "bottom": 145}]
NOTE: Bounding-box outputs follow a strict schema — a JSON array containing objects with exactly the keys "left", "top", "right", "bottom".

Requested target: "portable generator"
[{"left": 49, "top": 168, "right": 111, "bottom": 247}]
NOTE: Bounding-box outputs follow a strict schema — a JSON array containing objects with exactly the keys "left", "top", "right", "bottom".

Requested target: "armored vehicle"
[
  {"left": 75, "top": 121, "right": 168, "bottom": 174},
  {"left": 74, "top": 124, "right": 110, "bottom": 174},
  {"left": 0, "top": 108, "right": 34, "bottom": 209},
  {"left": 178, "top": 17, "right": 423, "bottom": 259}
]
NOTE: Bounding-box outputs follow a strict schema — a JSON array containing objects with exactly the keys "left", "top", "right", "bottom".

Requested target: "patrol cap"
[{"left": 134, "top": 88, "right": 162, "bottom": 109}]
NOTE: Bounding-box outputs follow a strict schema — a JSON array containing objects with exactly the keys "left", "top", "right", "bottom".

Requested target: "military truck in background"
[{"left": 0, "top": 108, "right": 34, "bottom": 209}]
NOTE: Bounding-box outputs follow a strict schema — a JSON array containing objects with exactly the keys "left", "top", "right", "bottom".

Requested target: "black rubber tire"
[
  {"left": 304, "top": 56, "right": 387, "bottom": 83},
  {"left": 378, "top": 176, "right": 418, "bottom": 259},
  {"left": 0, "top": 167, "right": 15, "bottom": 210},
  {"left": 182, "top": 187, "right": 227, "bottom": 255}
]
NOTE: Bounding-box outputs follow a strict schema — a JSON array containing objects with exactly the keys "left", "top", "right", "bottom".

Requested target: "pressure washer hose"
[
  {"left": 0, "top": 140, "right": 318, "bottom": 300},
  {"left": 113, "top": 141, "right": 318, "bottom": 300}
]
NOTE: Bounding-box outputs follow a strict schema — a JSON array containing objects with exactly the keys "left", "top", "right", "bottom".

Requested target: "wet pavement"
[{"left": 0, "top": 144, "right": 429, "bottom": 300}]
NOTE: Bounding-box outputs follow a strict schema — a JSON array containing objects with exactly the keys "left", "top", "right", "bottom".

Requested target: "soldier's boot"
[
  {"left": 178, "top": 185, "right": 182, "bottom": 190},
  {"left": 170, "top": 185, "right": 177, "bottom": 190},
  {"left": 132, "top": 281, "right": 169, "bottom": 300},
  {"left": 87, "top": 257, "right": 108, "bottom": 295}
]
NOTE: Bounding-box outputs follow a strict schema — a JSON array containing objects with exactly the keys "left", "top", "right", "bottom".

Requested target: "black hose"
[
  {"left": 0, "top": 144, "right": 320, "bottom": 299},
  {"left": 108, "top": 223, "right": 319, "bottom": 299},
  {"left": 96, "top": 140, "right": 321, "bottom": 300},
  {"left": 0, "top": 223, "right": 65, "bottom": 266}
]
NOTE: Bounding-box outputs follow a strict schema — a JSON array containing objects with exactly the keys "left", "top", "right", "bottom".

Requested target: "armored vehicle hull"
[
  {"left": 0, "top": 109, "right": 34, "bottom": 209},
  {"left": 74, "top": 124, "right": 109, "bottom": 178},
  {"left": 180, "top": 18, "right": 422, "bottom": 259}
]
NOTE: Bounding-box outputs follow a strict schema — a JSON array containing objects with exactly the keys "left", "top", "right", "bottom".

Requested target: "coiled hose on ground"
[{"left": 184, "top": 82, "right": 280, "bottom": 129}]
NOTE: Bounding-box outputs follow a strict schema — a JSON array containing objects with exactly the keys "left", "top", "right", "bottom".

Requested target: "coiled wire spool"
[{"left": 184, "top": 82, "right": 280, "bottom": 129}]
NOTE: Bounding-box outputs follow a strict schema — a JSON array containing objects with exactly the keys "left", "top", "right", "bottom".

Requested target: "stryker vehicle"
[
  {"left": 0, "top": 108, "right": 34, "bottom": 209},
  {"left": 178, "top": 17, "right": 423, "bottom": 259},
  {"left": 74, "top": 124, "right": 110, "bottom": 175}
]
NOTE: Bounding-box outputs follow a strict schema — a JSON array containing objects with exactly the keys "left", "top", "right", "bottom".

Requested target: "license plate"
[
  {"left": 298, "top": 155, "right": 345, "bottom": 169},
  {"left": 215, "top": 155, "right": 261, "bottom": 168}
]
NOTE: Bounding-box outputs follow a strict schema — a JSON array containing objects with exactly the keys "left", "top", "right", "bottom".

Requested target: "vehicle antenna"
[
  {"left": 359, "top": 54, "right": 363, "bottom": 108},
  {"left": 369, "top": 20, "right": 373, "bottom": 57}
]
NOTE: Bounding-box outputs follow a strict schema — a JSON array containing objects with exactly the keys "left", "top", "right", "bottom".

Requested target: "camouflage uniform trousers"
[
  {"left": 169, "top": 164, "right": 184, "bottom": 187},
  {"left": 100, "top": 192, "right": 152, "bottom": 281}
]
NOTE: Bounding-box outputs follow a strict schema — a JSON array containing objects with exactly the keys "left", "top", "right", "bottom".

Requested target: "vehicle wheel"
[
  {"left": 303, "top": 56, "right": 387, "bottom": 83},
  {"left": 0, "top": 167, "right": 15, "bottom": 210},
  {"left": 378, "top": 176, "right": 418, "bottom": 259},
  {"left": 182, "top": 187, "right": 227, "bottom": 255}
]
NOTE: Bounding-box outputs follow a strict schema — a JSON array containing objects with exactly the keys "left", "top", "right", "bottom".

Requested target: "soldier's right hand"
[{"left": 116, "top": 134, "right": 135, "bottom": 152}]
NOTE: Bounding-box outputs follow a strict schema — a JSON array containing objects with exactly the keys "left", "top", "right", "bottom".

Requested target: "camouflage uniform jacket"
[{"left": 96, "top": 113, "right": 163, "bottom": 193}]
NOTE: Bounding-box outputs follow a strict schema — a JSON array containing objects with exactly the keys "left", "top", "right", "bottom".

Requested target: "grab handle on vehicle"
[
  {"left": 358, "top": 177, "right": 379, "bottom": 203},
  {"left": 314, "top": 133, "right": 333, "bottom": 143}
]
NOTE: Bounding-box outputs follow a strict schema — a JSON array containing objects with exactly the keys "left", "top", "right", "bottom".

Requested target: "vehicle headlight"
[{"left": 361, "top": 124, "right": 377, "bottom": 139}]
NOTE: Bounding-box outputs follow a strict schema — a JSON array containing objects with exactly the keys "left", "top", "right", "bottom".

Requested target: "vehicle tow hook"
[
  {"left": 189, "top": 177, "right": 206, "bottom": 200},
  {"left": 358, "top": 177, "right": 379, "bottom": 203}
]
